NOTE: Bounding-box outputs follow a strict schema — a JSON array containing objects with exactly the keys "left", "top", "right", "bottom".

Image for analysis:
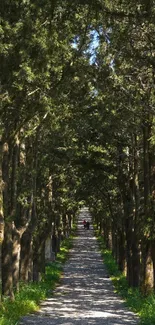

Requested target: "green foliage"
[
  {"left": 0, "top": 262, "right": 61, "bottom": 325},
  {"left": 56, "top": 236, "right": 74, "bottom": 264},
  {"left": 0, "top": 233, "right": 74, "bottom": 325},
  {"left": 97, "top": 234, "right": 155, "bottom": 325},
  {"left": 1, "top": 0, "right": 155, "bottom": 319},
  {"left": 140, "top": 295, "right": 155, "bottom": 325},
  {"left": 97, "top": 234, "right": 121, "bottom": 277}
]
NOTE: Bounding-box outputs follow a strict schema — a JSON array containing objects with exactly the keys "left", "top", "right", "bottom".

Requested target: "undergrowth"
[
  {"left": 97, "top": 232, "right": 155, "bottom": 325},
  {"left": 0, "top": 231, "right": 75, "bottom": 325}
]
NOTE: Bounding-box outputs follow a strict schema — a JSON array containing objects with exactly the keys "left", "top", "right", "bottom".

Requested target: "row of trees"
[
  {"left": 81, "top": 1, "right": 155, "bottom": 292},
  {"left": 0, "top": 0, "right": 91, "bottom": 299},
  {"left": 1, "top": 0, "right": 155, "bottom": 299}
]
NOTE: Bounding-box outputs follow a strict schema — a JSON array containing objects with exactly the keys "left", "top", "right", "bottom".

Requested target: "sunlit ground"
[{"left": 20, "top": 208, "right": 139, "bottom": 325}]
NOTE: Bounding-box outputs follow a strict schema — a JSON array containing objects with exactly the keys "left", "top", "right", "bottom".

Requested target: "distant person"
[
  {"left": 83, "top": 220, "right": 86, "bottom": 229},
  {"left": 86, "top": 221, "right": 90, "bottom": 230}
]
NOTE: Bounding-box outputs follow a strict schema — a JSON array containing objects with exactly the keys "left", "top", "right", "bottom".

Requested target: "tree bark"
[
  {"left": 2, "top": 222, "right": 14, "bottom": 299},
  {"left": 151, "top": 240, "right": 155, "bottom": 291},
  {"left": 131, "top": 134, "right": 141, "bottom": 287},
  {"left": 141, "top": 239, "right": 153, "bottom": 294},
  {"left": 1, "top": 140, "right": 14, "bottom": 299},
  {"left": 141, "top": 114, "right": 153, "bottom": 291},
  {"left": 0, "top": 138, "right": 4, "bottom": 286},
  {"left": 20, "top": 229, "right": 33, "bottom": 282},
  {"left": 12, "top": 227, "right": 21, "bottom": 291},
  {"left": 118, "top": 225, "right": 126, "bottom": 272},
  {"left": 33, "top": 239, "right": 45, "bottom": 282}
]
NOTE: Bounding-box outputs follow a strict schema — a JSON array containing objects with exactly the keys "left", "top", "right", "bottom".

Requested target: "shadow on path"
[{"left": 19, "top": 207, "right": 139, "bottom": 325}]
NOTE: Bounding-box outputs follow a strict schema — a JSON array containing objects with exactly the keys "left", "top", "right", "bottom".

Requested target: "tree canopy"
[{"left": 1, "top": 0, "right": 155, "bottom": 297}]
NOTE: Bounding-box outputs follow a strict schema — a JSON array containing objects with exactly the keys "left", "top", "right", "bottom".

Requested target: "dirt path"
[{"left": 19, "top": 208, "right": 139, "bottom": 325}]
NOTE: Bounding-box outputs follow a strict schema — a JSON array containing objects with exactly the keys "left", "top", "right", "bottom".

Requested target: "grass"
[
  {"left": 0, "top": 231, "right": 75, "bottom": 325},
  {"left": 97, "top": 233, "right": 155, "bottom": 325},
  {"left": 56, "top": 235, "right": 74, "bottom": 264}
]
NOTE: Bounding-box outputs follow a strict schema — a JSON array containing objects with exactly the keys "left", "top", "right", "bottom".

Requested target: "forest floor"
[{"left": 19, "top": 207, "right": 139, "bottom": 325}]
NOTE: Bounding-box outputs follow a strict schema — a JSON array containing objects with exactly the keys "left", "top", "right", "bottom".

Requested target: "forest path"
[{"left": 19, "top": 207, "right": 139, "bottom": 325}]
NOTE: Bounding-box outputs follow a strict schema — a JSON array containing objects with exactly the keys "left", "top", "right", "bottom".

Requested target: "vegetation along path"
[{"left": 20, "top": 208, "right": 139, "bottom": 325}]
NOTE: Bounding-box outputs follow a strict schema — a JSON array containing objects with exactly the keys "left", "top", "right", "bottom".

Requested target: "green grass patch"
[
  {"left": 0, "top": 261, "right": 62, "bottom": 325},
  {"left": 0, "top": 233, "right": 74, "bottom": 325},
  {"left": 97, "top": 233, "right": 155, "bottom": 325},
  {"left": 56, "top": 236, "right": 74, "bottom": 264}
]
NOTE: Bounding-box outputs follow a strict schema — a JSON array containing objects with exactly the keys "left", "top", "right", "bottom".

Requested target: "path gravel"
[{"left": 19, "top": 208, "right": 140, "bottom": 325}]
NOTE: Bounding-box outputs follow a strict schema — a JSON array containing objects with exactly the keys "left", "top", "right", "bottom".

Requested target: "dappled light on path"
[{"left": 20, "top": 208, "right": 139, "bottom": 325}]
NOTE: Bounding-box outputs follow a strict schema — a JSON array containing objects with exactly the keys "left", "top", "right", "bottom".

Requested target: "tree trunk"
[
  {"left": 103, "top": 219, "right": 110, "bottom": 249},
  {"left": 68, "top": 212, "right": 72, "bottom": 232},
  {"left": 62, "top": 213, "right": 67, "bottom": 237},
  {"left": 141, "top": 239, "right": 153, "bottom": 294},
  {"left": 118, "top": 226, "right": 126, "bottom": 273},
  {"left": 132, "top": 239, "right": 140, "bottom": 287},
  {"left": 141, "top": 115, "right": 153, "bottom": 291},
  {"left": 10, "top": 136, "right": 21, "bottom": 291},
  {"left": 20, "top": 229, "right": 33, "bottom": 282},
  {"left": 52, "top": 231, "right": 57, "bottom": 256},
  {"left": 124, "top": 196, "right": 134, "bottom": 287},
  {"left": 12, "top": 227, "right": 21, "bottom": 291},
  {"left": 1, "top": 140, "right": 14, "bottom": 299},
  {"left": 111, "top": 223, "right": 117, "bottom": 259},
  {"left": 131, "top": 133, "right": 141, "bottom": 287},
  {"left": 2, "top": 222, "right": 14, "bottom": 299},
  {"left": 45, "top": 236, "right": 52, "bottom": 261},
  {"left": 0, "top": 138, "right": 4, "bottom": 285},
  {"left": 151, "top": 240, "right": 155, "bottom": 291},
  {"left": 33, "top": 239, "right": 45, "bottom": 282}
]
